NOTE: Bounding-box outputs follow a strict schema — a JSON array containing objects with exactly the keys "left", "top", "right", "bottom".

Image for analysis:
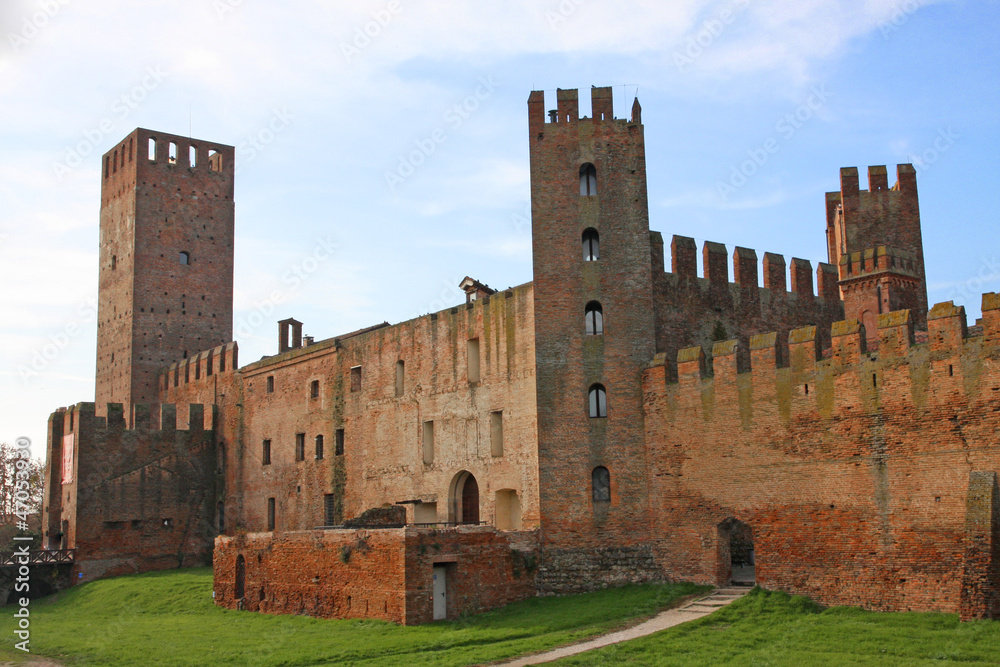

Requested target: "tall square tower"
[{"left": 95, "top": 129, "right": 235, "bottom": 413}]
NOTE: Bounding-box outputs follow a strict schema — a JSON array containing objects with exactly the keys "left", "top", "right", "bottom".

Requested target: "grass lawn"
[
  {"left": 0, "top": 568, "right": 709, "bottom": 666},
  {"left": 551, "top": 588, "right": 1000, "bottom": 666}
]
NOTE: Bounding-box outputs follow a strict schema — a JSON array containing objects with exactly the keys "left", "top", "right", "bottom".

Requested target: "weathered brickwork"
[
  {"left": 40, "top": 85, "right": 999, "bottom": 623},
  {"left": 213, "top": 526, "right": 538, "bottom": 624},
  {"left": 41, "top": 401, "right": 216, "bottom": 582},
  {"left": 642, "top": 296, "right": 1000, "bottom": 617}
]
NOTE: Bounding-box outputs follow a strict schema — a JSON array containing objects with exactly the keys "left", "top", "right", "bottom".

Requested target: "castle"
[{"left": 41, "top": 86, "right": 1000, "bottom": 624}]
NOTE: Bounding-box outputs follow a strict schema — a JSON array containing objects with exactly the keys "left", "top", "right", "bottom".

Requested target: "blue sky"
[{"left": 1, "top": 0, "right": 998, "bottom": 457}]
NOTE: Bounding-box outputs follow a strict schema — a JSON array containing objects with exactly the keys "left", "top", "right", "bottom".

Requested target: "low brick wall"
[{"left": 214, "top": 526, "right": 538, "bottom": 624}]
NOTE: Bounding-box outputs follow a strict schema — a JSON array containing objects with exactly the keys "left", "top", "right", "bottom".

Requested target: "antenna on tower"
[{"left": 189, "top": 104, "right": 193, "bottom": 139}]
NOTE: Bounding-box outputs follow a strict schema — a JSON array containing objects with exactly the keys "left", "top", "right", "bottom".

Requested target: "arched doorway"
[
  {"left": 718, "top": 518, "right": 755, "bottom": 585},
  {"left": 449, "top": 471, "right": 480, "bottom": 524},
  {"left": 235, "top": 555, "right": 246, "bottom": 600}
]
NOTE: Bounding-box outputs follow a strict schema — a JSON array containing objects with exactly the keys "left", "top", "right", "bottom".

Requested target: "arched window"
[
  {"left": 592, "top": 466, "right": 610, "bottom": 502},
  {"left": 580, "top": 163, "right": 597, "bottom": 196},
  {"left": 582, "top": 228, "right": 600, "bottom": 261},
  {"left": 179, "top": 251, "right": 190, "bottom": 265},
  {"left": 585, "top": 301, "right": 603, "bottom": 335},
  {"left": 588, "top": 384, "right": 607, "bottom": 418}
]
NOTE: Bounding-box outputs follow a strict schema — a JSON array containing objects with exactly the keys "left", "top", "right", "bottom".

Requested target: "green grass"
[
  {"left": 551, "top": 588, "right": 1000, "bottom": 666},
  {"left": 0, "top": 568, "right": 709, "bottom": 666}
]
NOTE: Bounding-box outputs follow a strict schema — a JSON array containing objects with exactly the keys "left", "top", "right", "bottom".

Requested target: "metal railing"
[{"left": 0, "top": 549, "right": 75, "bottom": 567}]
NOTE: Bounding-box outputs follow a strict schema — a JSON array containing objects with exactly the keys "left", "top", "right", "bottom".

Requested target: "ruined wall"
[
  {"left": 42, "top": 402, "right": 217, "bottom": 582},
  {"left": 213, "top": 526, "right": 538, "bottom": 625},
  {"left": 642, "top": 294, "right": 1000, "bottom": 616},
  {"left": 650, "top": 234, "right": 844, "bottom": 369}
]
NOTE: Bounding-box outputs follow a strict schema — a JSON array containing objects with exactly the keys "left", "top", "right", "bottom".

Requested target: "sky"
[{"left": 1, "top": 0, "right": 998, "bottom": 460}]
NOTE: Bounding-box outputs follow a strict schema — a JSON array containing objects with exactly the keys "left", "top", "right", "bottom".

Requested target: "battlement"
[
  {"left": 838, "top": 245, "right": 921, "bottom": 280},
  {"left": 654, "top": 294, "right": 999, "bottom": 389},
  {"left": 159, "top": 342, "right": 238, "bottom": 393},
  {"left": 654, "top": 233, "right": 838, "bottom": 301},
  {"left": 52, "top": 401, "right": 215, "bottom": 435},
  {"left": 527, "top": 86, "right": 641, "bottom": 132}
]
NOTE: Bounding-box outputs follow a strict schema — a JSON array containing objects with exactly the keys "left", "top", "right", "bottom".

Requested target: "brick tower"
[
  {"left": 825, "top": 164, "right": 928, "bottom": 335},
  {"left": 528, "top": 87, "right": 659, "bottom": 589},
  {"left": 95, "top": 129, "right": 235, "bottom": 415}
]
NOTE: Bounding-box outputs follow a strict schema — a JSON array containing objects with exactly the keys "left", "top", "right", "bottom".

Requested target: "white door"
[{"left": 432, "top": 565, "right": 447, "bottom": 620}]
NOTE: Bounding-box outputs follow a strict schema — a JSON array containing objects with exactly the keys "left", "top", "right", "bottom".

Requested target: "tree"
[{"left": 0, "top": 442, "right": 44, "bottom": 549}]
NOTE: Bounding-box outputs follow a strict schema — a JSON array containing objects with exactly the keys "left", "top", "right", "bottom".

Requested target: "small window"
[
  {"left": 295, "top": 433, "right": 305, "bottom": 462},
  {"left": 592, "top": 466, "right": 611, "bottom": 502},
  {"left": 189, "top": 145, "right": 198, "bottom": 168},
  {"left": 162, "top": 517, "right": 173, "bottom": 528},
  {"left": 310, "top": 379, "right": 320, "bottom": 399},
  {"left": 217, "top": 502, "right": 225, "bottom": 532},
  {"left": 168, "top": 141, "right": 177, "bottom": 164},
  {"left": 113, "top": 149, "right": 118, "bottom": 173},
  {"left": 350, "top": 366, "right": 362, "bottom": 392},
  {"left": 582, "top": 228, "right": 600, "bottom": 261},
  {"left": 266, "top": 376, "right": 274, "bottom": 393},
  {"left": 209, "top": 149, "right": 223, "bottom": 172},
  {"left": 267, "top": 498, "right": 275, "bottom": 531},
  {"left": 111, "top": 255, "right": 117, "bottom": 270},
  {"left": 422, "top": 421, "right": 434, "bottom": 465},
  {"left": 490, "top": 411, "right": 503, "bottom": 457},
  {"left": 585, "top": 301, "right": 603, "bottom": 335},
  {"left": 395, "top": 360, "right": 405, "bottom": 397},
  {"left": 315, "top": 434, "right": 324, "bottom": 460},
  {"left": 467, "top": 339, "right": 481, "bottom": 383},
  {"left": 104, "top": 155, "right": 110, "bottom": 179},
  {"left": 179, "top": 251, "right": 190, "bottom": 265},
  {"left": 148, "top": 137, "right": 156, "bottom": 161},
  {"left": 335, "top": 428, "right": 345, "bottom": 456},
  {"left": 262, "top": 439, "right": 271, "bottom": 465},
  {"left": 580, "top": 163, "right": 597, "bottom": 196},
  {"left": 589, "top": 384, "right": 607, "bottom": 418}
]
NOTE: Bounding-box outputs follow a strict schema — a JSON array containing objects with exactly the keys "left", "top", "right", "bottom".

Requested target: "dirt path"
[{"left": 496, "top": 586, "right": 750, "bottom": 666}]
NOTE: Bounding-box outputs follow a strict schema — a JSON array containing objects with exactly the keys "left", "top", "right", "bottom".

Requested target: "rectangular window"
[
  {"left": 295, "top": 433, "right": 305, "bottom": 462},
  {"left": 422, "top": 421, "right": 434, "bottom": 465},
  {"left": 395, "top": 360, "right": 405, "bottom": 397},
  {"left": 350, "top": 366, "right": 362, "bottom": 392},
  {"left": 467, "top": 339, "right": 481, "bottom": 383},
  {"left": 310, "top": 379, "right": 320, "bottom": 399},
  {"left": 266, "top": 375, "right": 274, "bottom": 393},
  {"left": 335, "top": 428, "right": 345, "bottom": 456},
  {"left": 267, "top": 497, "right": 275, "bottom": 531},
  {"left": 262, "top": 439, "right": 271, "bottom": 465},
  {"left": 324, "top": 493, "right": 341, "bottom": 526},
  {"left": 490, "top": 411, "right": 504, "bottom": 457},
  {"left": 315, "top": 434, "right": 324, "bottom": 460}
]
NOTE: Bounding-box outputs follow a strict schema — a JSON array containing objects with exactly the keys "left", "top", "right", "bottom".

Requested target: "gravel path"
[{"left": 496, "top": 586, "right": 751, "bottom": 666}]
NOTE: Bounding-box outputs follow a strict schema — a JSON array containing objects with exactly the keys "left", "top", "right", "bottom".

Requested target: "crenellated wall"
[
  {"left": 642, "top": 293, "right": 1000, "bottom": 618},
  {"left": 41, "top": 401, "right": 218, "bottom": 582},
  {"left": 649, "top": 233, "right": 845, "bottom": 374}
]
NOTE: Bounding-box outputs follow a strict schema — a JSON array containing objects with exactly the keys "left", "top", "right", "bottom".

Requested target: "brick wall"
[
  {"left": 642, "top": 295, "right": 1000, "bottom": 615},
  {"left": 213, "top": 526, "right": 538, "bottom": 624}
]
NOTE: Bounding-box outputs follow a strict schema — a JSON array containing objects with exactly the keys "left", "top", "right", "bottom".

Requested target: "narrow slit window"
[
  {"left": 335, "top": 428, "right": 345, "bottom": 456},
  {"left": 315, "top": 434, "right": 324, "bottom": 460},
  {"left": 395, "top": 360, "right": 405, "bottom": 397},
  {"left": 266, "top": 375, "right": 274, "bottom": 393},
  {"left": 582, "top": 228, "right": 600, "bottom": 261},
  {"left": 189, "top": 145, "right": 198, "bottom": 168},
  {"left": 467, "top": 339, "right": 481, "bottom": 383},
  {"left": 350, "top": 366, "right": 362, "bottom": 392},
  {"left": 267, "top": 498, "right": 275, "bottom": 531},
  {"left": 168, "top": 142, "right": 177, "bottom": 164},
  {"left": 310, "top": 379, "right": 320, "bottom": 399},
  {"left": 592, "top": 466, "right": 611, "bottom": 502},
  {"left": 113, "top": 150, "right": 118, "bottom": 173},
  {"left": 589, "top": 384, "right": 607, "bottom": 418},
  {"left": 422, "top": 421, "right": 434, "bottom": 465},
  {"left": 262, "top": 439, "right": 271, "bottom": 465},
  {"left": 585, "top": 301, "right": 604, "bottom": 335},
  {"left": 148, "top": 137, "right": 156, "bottom": 161},
  {"left": 295, "top": 433, "right": 305, "bottom": 462},
  {"left": 490, "top": 411, "right": 503, "bottom": 457},
  {"left": 580, "top": 163, "right": 597, "bottom": 196}
]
